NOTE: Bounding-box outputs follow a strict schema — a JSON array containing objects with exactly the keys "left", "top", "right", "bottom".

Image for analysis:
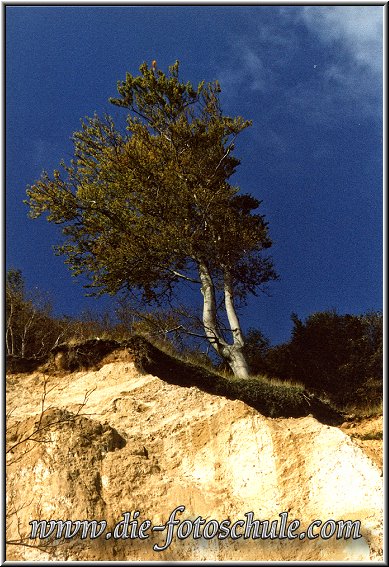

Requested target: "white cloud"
[
  {"left": 301, "top": 7, "right": 382, "bottom": 77},
  {"left": 215, "top": 7, "right": 382, "bottom": 124},
  {"left": 298, "top": 7, "right": 383, "bottom": 120}
]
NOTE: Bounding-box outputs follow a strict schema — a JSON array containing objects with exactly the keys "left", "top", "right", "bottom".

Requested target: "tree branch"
[{"left": 167, "top": 269, "right": 201, "bottom": 284}]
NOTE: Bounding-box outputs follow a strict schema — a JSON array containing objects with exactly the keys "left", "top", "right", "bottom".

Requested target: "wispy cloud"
[
  {"left": 241, "top": 48, "right": 267, "bottom": 92},
  {"left": 299, "top": 7, "right": 382, "bottom": 119},
  {"left": 216, "top": 7, "right": 382, "bottom": 124},
  {"left": 216, "top": 44, "right": 271, "bottom": 94},
  {"left": 301, "top": 7, "right": 382, "bottom": 78}
]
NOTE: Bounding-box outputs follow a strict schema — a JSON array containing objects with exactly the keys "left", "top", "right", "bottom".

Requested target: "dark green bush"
[{"left": 245, "top": 310, "right": 383, "bottom": 410}]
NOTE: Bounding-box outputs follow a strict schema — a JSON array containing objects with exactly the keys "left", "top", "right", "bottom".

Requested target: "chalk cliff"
[{"left": 6, "top": 342, "right": 383, "bottom": 561}]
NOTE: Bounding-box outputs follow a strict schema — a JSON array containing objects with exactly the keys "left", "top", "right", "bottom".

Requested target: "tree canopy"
[{"left": 26, "top": 61, "right": 277, "bottom": 377}]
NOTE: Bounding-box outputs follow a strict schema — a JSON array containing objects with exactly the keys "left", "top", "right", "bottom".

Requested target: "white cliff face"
[{"left": 6, "top": 355, "right": 383, "bottom": 561}]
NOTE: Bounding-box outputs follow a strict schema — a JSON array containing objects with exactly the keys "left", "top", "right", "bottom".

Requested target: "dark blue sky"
[{"left": 6, "top": 6, "right": 383, "bottom": 345}]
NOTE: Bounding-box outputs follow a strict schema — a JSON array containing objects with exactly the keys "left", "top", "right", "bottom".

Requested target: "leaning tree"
[{"left": 26, "top": 61, "right": 277, "bottom": 378}]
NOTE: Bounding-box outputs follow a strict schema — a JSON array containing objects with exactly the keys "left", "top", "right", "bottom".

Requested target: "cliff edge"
[{"left": 6, "top": 340, "right": 383, "bottom": 561}]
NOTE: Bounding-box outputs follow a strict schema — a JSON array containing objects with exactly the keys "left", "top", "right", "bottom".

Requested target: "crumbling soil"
[{"left": 6, "top": 341, "right": 383, "bottom": 562}]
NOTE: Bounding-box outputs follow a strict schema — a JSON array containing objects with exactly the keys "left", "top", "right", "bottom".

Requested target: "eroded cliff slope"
[{"left": 6, "top": 344, "right": 383, "bottom": 561}]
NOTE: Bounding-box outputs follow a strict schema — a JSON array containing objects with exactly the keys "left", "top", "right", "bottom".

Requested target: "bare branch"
[
  {"left": 167, "top": 269, "right": 201, "bottom": 284},
  {"left": 206, "top": 135, "right": 237, "bottom": 185}
]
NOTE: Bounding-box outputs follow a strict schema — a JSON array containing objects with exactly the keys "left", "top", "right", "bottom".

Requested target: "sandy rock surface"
[
  {"left": 340, "top": 416, "right": 383, "bottom": 470},
  {"left": 6, "top": 354, "right": 383, "bottom": 561}
]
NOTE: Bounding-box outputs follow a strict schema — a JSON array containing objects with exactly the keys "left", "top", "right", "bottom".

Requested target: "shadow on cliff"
[{"left": 125, "top": 336, "right": 343, "bottom": 426}]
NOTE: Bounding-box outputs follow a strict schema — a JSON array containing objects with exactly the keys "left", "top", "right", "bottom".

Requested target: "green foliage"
[
  {"left": 251, "top": 310, "right": 383, "bottom": 409},
  {"left": 25, "top": 61, "right": 276, "bottom": 305},
  {"left": 229, "top": 376, "right": 308, "bottom": 418},
  {"left": 242, "top": 327, "right": 271, "bottom": 375},
  {"left": 7, "top": 268, "right": 25, "bottom": 296}
]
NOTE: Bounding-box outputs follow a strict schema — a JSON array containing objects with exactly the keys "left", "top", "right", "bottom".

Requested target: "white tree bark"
[
  {"left": 223, "top": 269, "right": 249, "bottom": 379},
  {"left": 6, "top": 295, "right": 15, "bottom": 356},
  {"left": 198, "top": 261, "right": 249, "bottom": 379},
  {"left": 198, "top": 261, "right": 226, "bottom": 352}
]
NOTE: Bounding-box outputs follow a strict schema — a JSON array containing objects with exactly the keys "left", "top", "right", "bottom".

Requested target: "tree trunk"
[
  {"left": 198, "top": 261, "right": 225, "bottom": 352},
  {"left": 223, "top": 269, "right": 249, "bottom": 379},
  {"left": 6, "top": 297, "right": 15, "bottom": 355},
  {"left": 228, "top": 346, "right": 250, "bottom": 379},
  {"left": 198, "top": 261, "right": 249, "bottom": 379},
  {"left": 6, "top": 325, "right": 14, "bottom": 356}
]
